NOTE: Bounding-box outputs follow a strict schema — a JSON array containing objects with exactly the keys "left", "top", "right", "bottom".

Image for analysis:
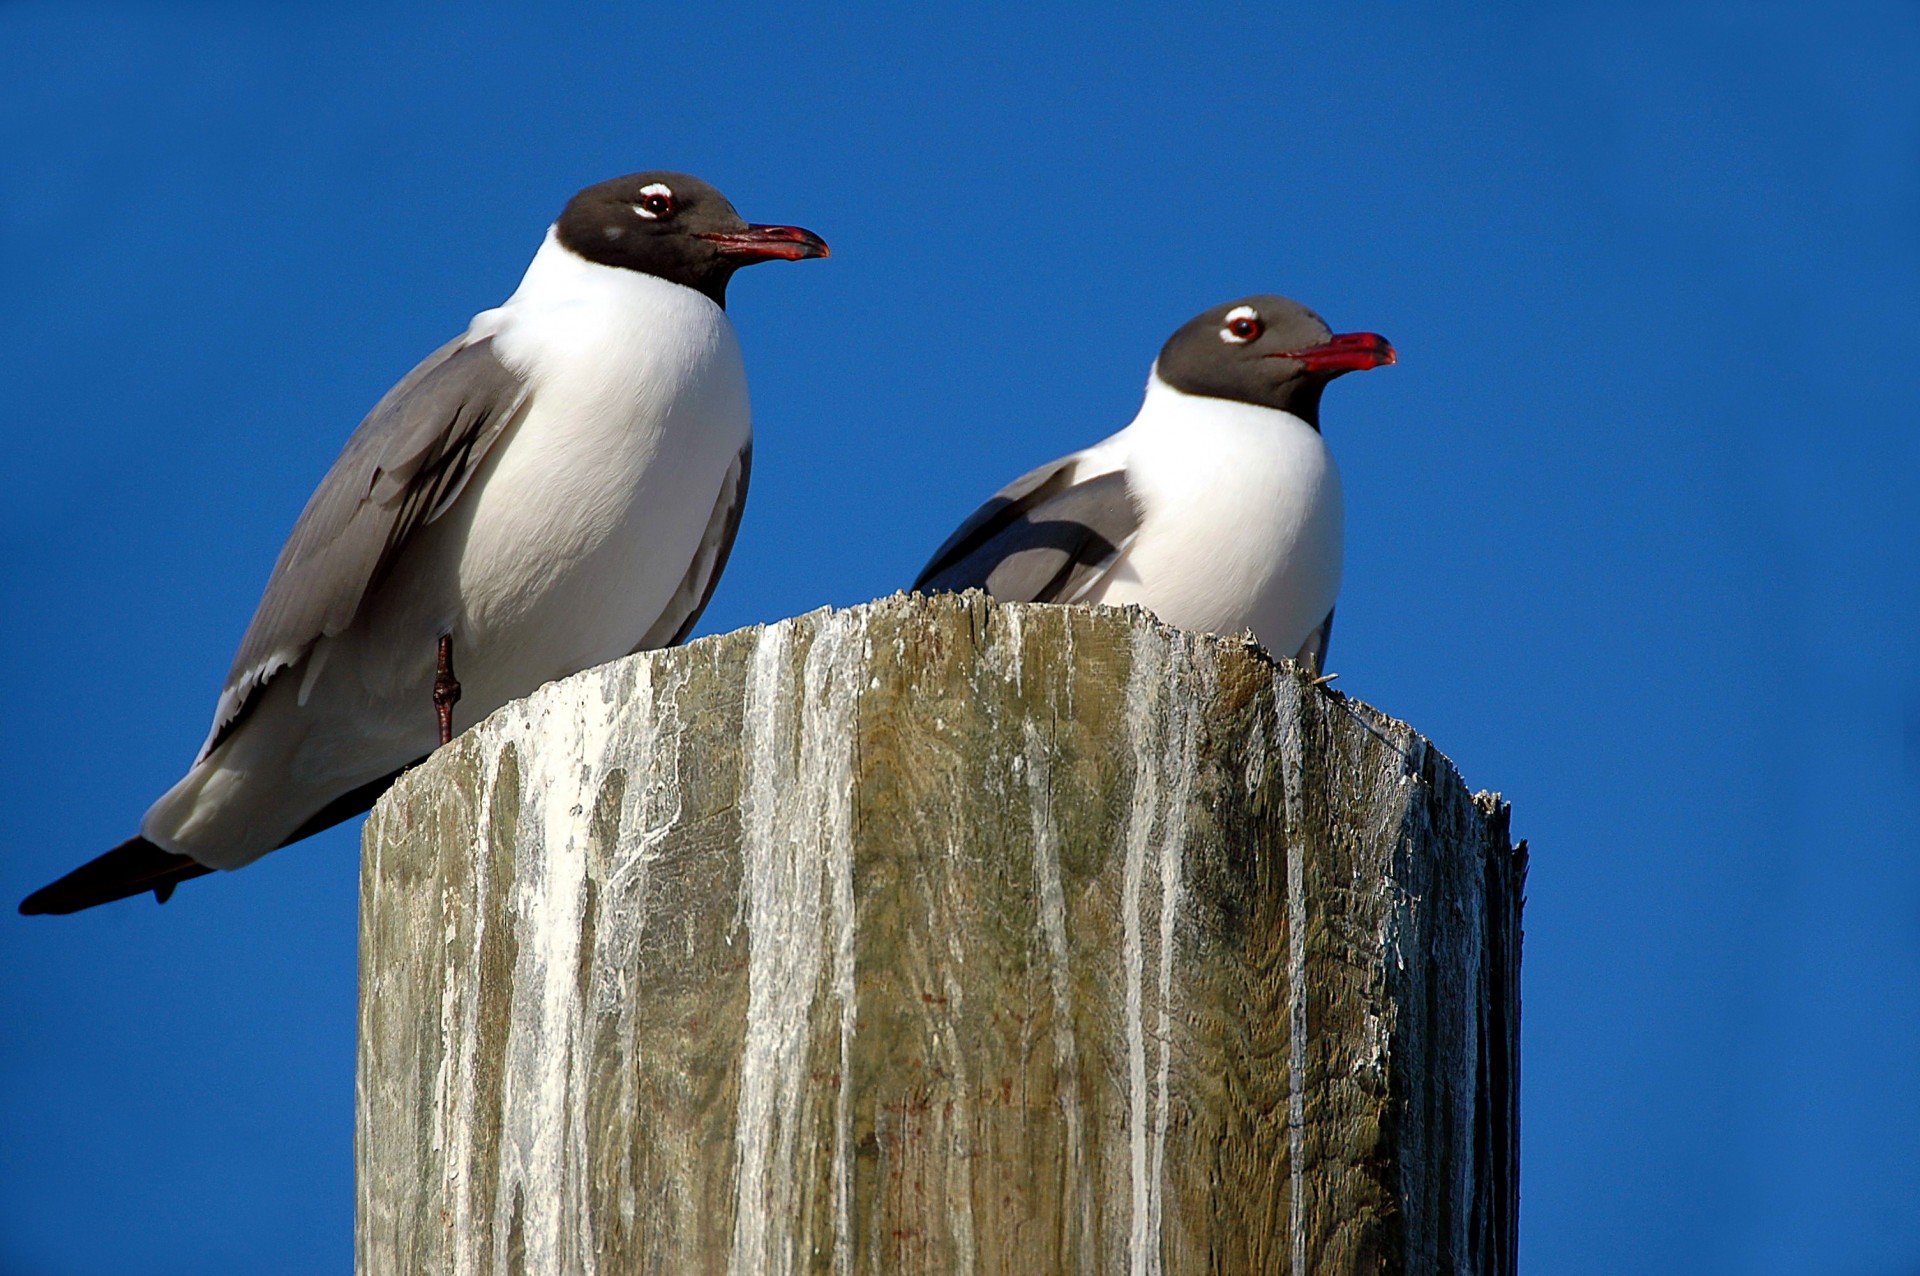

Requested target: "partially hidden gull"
[{"left": 914, "top": 295, "right": 1393, "bottom": 667}]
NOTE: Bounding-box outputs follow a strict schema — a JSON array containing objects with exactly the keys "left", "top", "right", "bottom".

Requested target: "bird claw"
[
  {"left": 433, "top": 634, "right": 463, "bottom": 746},
  {"left": 1310, "top": 671, "right": 1340, "bottom": 687}
]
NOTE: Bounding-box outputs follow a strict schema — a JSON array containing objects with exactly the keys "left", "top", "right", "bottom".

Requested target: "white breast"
[
  {"left": 356, "top": 231, "right": 752, "bottom": 714},
  {"left": 1086, "top": 373, "right": 1343, "bottom": 656}
]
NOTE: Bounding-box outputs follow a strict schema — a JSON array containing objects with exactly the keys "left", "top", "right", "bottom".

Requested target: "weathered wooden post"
[{"left": 356, "top": 593, "right": 1522, "bottom": 1274}]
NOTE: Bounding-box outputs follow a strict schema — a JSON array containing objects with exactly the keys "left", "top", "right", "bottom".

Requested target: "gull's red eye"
[
  {"left": 634, "top": 183, "right": 676, "bottom": 220},
  {"left": 1220, "top": 305, "right": 1263, "bottom": 343}
]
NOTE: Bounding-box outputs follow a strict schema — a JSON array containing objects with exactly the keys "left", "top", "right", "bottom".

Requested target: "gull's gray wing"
[
  {"left": 1293, "top": 608, "right": 1334, "bottom": 677},
  {"left": 913, "top": 453, "right": 1140, "bottom": 604},
  {"left": 633, "top": 442, "right": 753, "bottom": 651},
  {"left": 201, "top": 335, "right": 530, "bottom": 759}
]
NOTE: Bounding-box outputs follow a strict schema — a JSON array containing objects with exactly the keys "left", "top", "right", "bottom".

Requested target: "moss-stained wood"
[{"left": 356, "top": 592, "right": 1522, "bottom": 1275}]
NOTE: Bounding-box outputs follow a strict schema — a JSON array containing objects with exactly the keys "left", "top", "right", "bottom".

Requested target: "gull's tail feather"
[
  {"left": 21, "top": 756, "right": 426, "bottom": 917},
  {"left": 19, "top": 836, "right": 214, "bottom": 916}
]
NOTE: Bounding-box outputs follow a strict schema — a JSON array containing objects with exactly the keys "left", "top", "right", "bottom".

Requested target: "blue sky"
[{"left": 3, "top": 4, "right": 1916, "bottom": 1272}]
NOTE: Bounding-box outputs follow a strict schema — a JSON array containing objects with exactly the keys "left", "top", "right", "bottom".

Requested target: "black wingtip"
[{"left": 18, "top": 836, "right": 214, "bottom": 916}]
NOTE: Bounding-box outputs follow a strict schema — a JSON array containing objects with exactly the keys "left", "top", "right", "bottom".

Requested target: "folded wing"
[
  {"left": 200, "top": 336, "right": 530, "bottom": 760},
  {"left": 913, "top": 453, "right": 1140, "bottom": 604},
  {"left": 633, "top": 443, "right": 753, "bottom": 651}
]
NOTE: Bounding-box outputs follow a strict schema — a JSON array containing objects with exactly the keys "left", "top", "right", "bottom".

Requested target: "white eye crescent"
[
  {"left": 1220, "top": 305, "right": 1263, "bottom": 344},
  {"left": 633, "top": 182, "right": 675, "bottom": 219}
]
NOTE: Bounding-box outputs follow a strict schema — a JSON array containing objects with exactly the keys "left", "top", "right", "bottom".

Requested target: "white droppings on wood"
[
  {"left": 1024, "top": 717, "right": 1094, "bottom": 1272},
  {"left": 1120, "top": 640, "right": 1156, "bottom": 1276},
  {"left": 431, "top": 750, "right": 475, "bottom": 1275},
  {"left": 731, "top": 622, "right": 805, "bottom": 1276},
  {"left": 580, "top": 657, "right": 687, "bottom": 1235},
  {"left": 440, "top": 730, "right": 496, "bottom": 1276},
  {"left": 994, "top": 599, "right": 1025, "bottom": 690},
  {"left": 730, "top": 610, "right": 864, "bottom": 1276},
  {"left": 1273, "top": 672, "right": 1310, "bottom": 1276},
  {"left": 485, "top": 700, "right": 593, "bottom": 1276},
  {"left": 820, "top": 628, "right": 861, "bottom": 1276},
  {"left": 1118, "top": 626, "right": 1203, "bottom": 1276},
  {"left": 412, "top": 653, "right": 688, "bottom": 1276},
  {"left": 1148, "top": 641, "right": 1202, "bottom": 1259}
]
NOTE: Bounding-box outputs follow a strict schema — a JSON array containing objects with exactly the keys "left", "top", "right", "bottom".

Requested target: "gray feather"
[
  {"left": 201, "top": 335, "right": 530, "bottom": 759},
  {"left": 915, "top": 462, "right": 1140, "bottom": 605},
  {"left": 634, "top": 443, "right": 753, "bottom": 651},
  {"left": 914, "top": 453, "right": 1083, "bottom": 581}
]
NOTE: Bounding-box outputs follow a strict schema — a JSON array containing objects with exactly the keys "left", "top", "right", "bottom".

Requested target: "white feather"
[{"left": 1084, "top": 370, "right": 1343, "bottom": 658}]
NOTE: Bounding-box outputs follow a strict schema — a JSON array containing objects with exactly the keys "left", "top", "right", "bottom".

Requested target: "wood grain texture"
[{"left": 356, "top": 593, "right": 1523, "bottom": 1275}]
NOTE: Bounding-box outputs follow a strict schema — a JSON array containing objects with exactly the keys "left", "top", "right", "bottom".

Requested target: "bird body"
[
  {"left": 144, "top": 232, "right": 753, "bottom": 867},
  {"left": 388, "top": 233, "right": 752, "bottom": 711},
  {"left": 914, "top": 295, "right": 1389, "bottom": 667},
  {"left": 24, "top": 171, "right": 824, "bottom": 912},
  {"left": 1076, "top": 374, "right": 1343, "bottom": 659}
]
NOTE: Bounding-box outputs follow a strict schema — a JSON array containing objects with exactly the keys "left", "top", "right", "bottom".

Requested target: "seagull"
[
  {"left": 913, "top": 294, "right": 1392, "bottom": 667},
  {"left": 21, "top": 171, "right": 827, "bottom": 915}
]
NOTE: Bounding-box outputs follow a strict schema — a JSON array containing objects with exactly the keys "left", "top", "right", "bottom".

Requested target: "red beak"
[
  {"left": 1270, "top": 331, "right": 1396, "bottom": 375},
  {"left": 696, "top": 224, "right": 831, "bottom": 262}
]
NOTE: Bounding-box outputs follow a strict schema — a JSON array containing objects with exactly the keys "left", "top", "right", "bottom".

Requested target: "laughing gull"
[
  {"left": 21, "top": 171, "right": 827, "bottom": 915},
  {"left": 914, "top": 295, "right": 1393, "bottom": 665}
]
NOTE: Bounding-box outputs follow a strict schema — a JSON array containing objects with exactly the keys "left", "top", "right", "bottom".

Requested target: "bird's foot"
[
  {"left": 1310, "top": 671, "right": 1340, "bottom": 687},
  {"left": 433, "top": 633, "right": 462, "bottom": 746}
]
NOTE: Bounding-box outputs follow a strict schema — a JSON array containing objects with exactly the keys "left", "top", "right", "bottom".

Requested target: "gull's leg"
[{"left": 433, "top": 633, "right": 462, "bottom": 746}]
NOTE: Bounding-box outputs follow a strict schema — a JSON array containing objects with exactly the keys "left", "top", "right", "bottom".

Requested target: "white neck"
[
  {"left": 1089, "top": 369, "right": 1342, "bottom": 655},
  {"left": 496, "top": 227, "right": 721, "bottom": 314},
  {"left": 1128, "top": 366, "right": 1314, "bottom": 438}
]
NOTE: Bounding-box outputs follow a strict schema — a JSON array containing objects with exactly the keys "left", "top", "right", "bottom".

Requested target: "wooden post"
[{"left": 356, "top": 593, "right": 1522, "bottom": 1275}]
